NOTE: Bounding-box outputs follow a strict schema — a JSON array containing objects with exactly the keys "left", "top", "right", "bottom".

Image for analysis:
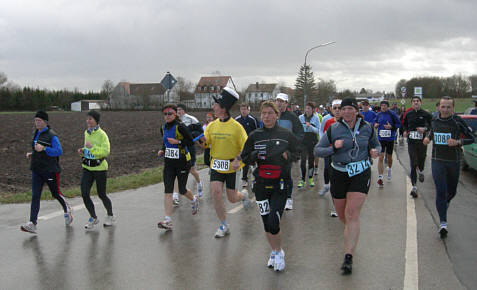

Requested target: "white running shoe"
[
  {"left": 267, "top": 251, "right": 275, "bottom": 268},
  {"left": 103, "top": 215, "right": 116, "bottom": 227},
  {"left": 158, "top": 219, "right": 173, "bottom": 230},
  {"left": 20, "top": 221, "right": 37, "bottom": 234},
  {"left": 319, "top": 184, "right": 330, "bottom": 196},
  {"left": 241, "top": 189, "right": 251, "bottom": 210},
  {"left": 330, "top": 211, "right": 338, "bottom": 217},
  {"left": 173, "top": 192, "right": 180, "bottom": 207},
  {"left": 214, "top": 224, "right": 230, "bottom": 238},
  {"left": 64, "top": 212, "right": 73, "bottom": 226},
  {"left": 285, "top": 198, "right": 293, "bottom": 210},
  {"left": 197, "top": 182, "right": 203, "bottom": 198},
  {"left": 191, "top": 195, "right": 199, "bottom": 215},
  {"left": 274, "top": 250, "right": 285, "bottom": 272},
  {"left": 84, "top": 217, "right": 99, "bottom": 230},
  {"left": 386, "top": 167, "right": 392, "bottom": 181}
]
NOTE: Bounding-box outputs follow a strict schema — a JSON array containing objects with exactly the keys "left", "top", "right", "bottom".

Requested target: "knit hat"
[
  {"left": 213, "top": 87, "right": 240, "bottom": 111},
  {"left": 380, "top": 100, "right": 390, "bottom": 106},
  {"left": 87, "top": 110, "right": 100, "bottom": 123},
  {"left": 35, "top": 110, "right": 48, "bottom": 121},
  {"left": 412, "top": 95, "right": 422, "bottom": 101},
  {"left": 340, "top": 97, "right": 359, "bottom": 110}
]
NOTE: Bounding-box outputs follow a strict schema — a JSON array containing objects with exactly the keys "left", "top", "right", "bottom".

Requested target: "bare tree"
[
  {"left": 0, "top": 72, "right": 7, "bottom": 87},
  {"left": 102, "top": 80, "right": 115, "bottom": 101}
]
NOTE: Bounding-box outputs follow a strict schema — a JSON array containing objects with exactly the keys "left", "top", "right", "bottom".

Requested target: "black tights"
[{"left": 81, "top": 169, "right": 113, "bottom": 218}]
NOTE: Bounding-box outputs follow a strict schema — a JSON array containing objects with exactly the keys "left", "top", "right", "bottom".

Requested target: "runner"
[
  {"left": 402, "top": 96, "right": 432, "bottom": 198},
  {"left": 314, "top": 97, "right": 380, "bottom": 275},
  {"left": 157, "top": 104, "right": 199, "bottom": 230},
  {"left": 203, "top": 87, "right": 251, "bottom": 238},
  {"left": 176, "top": 104, "right": 204, "bottom": 199},
  {"left": 298, "top": 102, "right": 320, "bottom": 188},
  {"left": 241, "top": 101, "right": 298, "bottom": 272},
  {"left": 423, "top": 96, "right": 474, "bottom": 238},
  {"left": 318, "top": 99, "right": 341, "bottom": 217},
  {"left": 359, "top": 99, "right": 376, "bottom": 126},
  {"left": 398, "top": 104, "right": 406, "bottom": 145},
  {"left": 274, "top": 93, "right": 304, "bottom": 210},
  {"left": 77, "top": 110, "right": 115, "bottom": 229},
  {"left": 374, "top": 101, "right": 400, "bottom": 187},
  {"left": 21, "top": 111, "right": 72, "bottom": 234},
  {"left": 235, "top": 103, "right": 258, "bottom": 187}
]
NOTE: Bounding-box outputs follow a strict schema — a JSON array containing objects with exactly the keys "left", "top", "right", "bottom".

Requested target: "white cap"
[
  {"left": 331, "top": 99, "right": 342, "bottom": 106},
  {"left": 276, "top": 93, "right": 289, "bottom": 102},
  {"left": 319, "top": 105, "right": 324, "bottom": 108}
]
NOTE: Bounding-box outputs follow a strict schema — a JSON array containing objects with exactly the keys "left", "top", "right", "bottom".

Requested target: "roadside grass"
[
  {"left": 0, "top": 154, "right": 207, "bottom": 204},
  {"left": 387, "top": 98, "right": 474, "bottom": 113}
]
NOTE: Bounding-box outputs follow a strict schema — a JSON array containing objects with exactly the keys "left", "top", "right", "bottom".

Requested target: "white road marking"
[
  {"left": 37, "top": 203, "right": 92, "bottom": 221},
  {"left": 228, "top": 197, "right": 256, "bottom": 214},
  {"left": 404, "top": 177, "right": 419, "bottom": 290}
]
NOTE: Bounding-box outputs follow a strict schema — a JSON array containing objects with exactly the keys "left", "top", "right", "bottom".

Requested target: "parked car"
[{"left": 460, "top": 114, "right": 477, "bottom": 171}]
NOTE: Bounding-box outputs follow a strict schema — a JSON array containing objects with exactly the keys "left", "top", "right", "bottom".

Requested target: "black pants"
[
  {"left": 408, "top": 142, "right": 427, "bottom": 185},
  {"left": 253, "top": 180, "right": 287, "bottom": 235},
  {"left": 30, "top": 171, "right": 68, "bottom": 224},
  {"left": 81, "top": 169, "right": 113, "bottom": 218},
  {"left": 242, "top": 164, "right": 250, "bottom": 181},
  {"left": 163, "top": 161, "right": 190, "bottom": 194},
  {"left": 323, "top": 157, "right": 331, "bottom": 184},
  {"left": 300, "top": 141, "right": 316, "bottom": 180}
]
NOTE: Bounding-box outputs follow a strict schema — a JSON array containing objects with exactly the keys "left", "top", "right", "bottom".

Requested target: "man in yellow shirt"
[{"left": 204, "top": 87, "right": 251, "bottom": 238}]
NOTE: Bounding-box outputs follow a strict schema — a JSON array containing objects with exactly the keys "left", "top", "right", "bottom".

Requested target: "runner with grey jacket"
[{"left": 314, "top": 97, "right": 380, "bottom": 275}]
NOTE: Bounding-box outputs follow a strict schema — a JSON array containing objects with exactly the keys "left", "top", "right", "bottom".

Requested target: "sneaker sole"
[
  {"left": 158, "top": 224, "right": 172, "bottom": 230},
  {"left": 20, "top": 226, "right": 36, "bottom": 234}
]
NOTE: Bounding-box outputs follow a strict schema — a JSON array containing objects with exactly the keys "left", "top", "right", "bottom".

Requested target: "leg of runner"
[
  {"left": 417, "top": 143, "right": 427, "bottom": 182},
  {"left": 44, "top": 172, "right": 72, "bottom": 226},
  {"left": 307, "top": 143, "right": 316, "bottom": 187},
  {"left": 386, "top": 153, "right": 393, "bottom": 181},
  {"left": 242, "top": 164, "right": 249, "bottom": 188},
  {"left": 298, "top": 150, "right": 307, "bottom": 188},
  {"left": 408, "top": 143, "right": 419, "bottom": 198},
  {"left": 211, "top": 181, "right": 230, "bottom": 237},
  {"left": 377, "top": 152, "right": 385, "bottom": 187},
  {"left": 21, "top": 171, "right": 45, "bottom": 233},
  {"left": 319, "top": 157, "right": 330, "bottom": 196},
  {"left": 81, "top": 169, "right": 99, "bottom": 230}
]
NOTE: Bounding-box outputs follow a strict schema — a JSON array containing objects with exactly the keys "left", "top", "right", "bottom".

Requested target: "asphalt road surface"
[{"left": 0, "top": 142, "right": 475, "bottom": 289}]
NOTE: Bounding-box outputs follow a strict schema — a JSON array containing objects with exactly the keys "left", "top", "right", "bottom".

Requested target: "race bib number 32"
[
  {"left": 164, "top": 148, "right": 179, "bottom": 159},
  {"left": 211, "top": 159, "right": 230, "bottom": 171},
  {"left": 256, "top": 199, "right": 270, "bottom": 215},
  {"left": 434, "top": 133, "right": 451, "bottom": 145}
]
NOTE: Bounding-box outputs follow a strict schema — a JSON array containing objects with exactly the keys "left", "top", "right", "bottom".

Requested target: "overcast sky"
[{"left": 1, "top": 0, "right": 476, "bottom": 93}]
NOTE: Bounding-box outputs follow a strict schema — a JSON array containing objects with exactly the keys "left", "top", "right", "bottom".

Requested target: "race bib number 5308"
[{"left": 211, "top": 159, "right": 230, "bottom": 171}]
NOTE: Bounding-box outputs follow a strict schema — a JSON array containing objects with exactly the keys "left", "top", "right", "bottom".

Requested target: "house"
[
  {"left": 111, "top": 82, "right": 177, "bottom": 110},
  {"left": 194, "top": 76, "right": 235, "bottom": 109},
  {"left": 245, "top": 83, "right": 280, "bottom": 107},
  {"left": 71, "top": 100, "right": 106, "bottom": 112}
]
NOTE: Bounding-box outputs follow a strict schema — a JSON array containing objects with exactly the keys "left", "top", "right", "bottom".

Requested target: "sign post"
[{"left": 161, "top": 72, "right": 177, "bottom": 104}]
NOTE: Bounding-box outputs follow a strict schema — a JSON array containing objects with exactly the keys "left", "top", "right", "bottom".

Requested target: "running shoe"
[
  {"left": 285, "top": 198, "right": 293, "bottom": 210},
  {"left": 103, "top": 215, "right": 116, "bottom": 227},
  {"left": 386, "top": 167, "right": 392, "bottom": 181},
  {"left": 274, "top": 250, "right": 285, "bottom": 272},
  {"left": 297, "top": 180, "right": 304, "bottom": 189},
  {"left": 158, "top": 219, "right": 173, "bottom": 230},
  {"left": 242, "top": 180, "right": 248, "bottom": 188},
  {"left": 341, "top": 254, "right": 353, "bottom": 275},
  {"left": 410, "top": 187, "right": 418, "bottom": 198},
  {"left": 418, "top": 173, "right": 425, "bottom": 183},
  {"left": 319, "top": 184, "right": 330, "bottom": 196},
  {"left": 191, "top": 195, "right": 199, "bottom": 215},
  {"left": 197, "top": 182, "right": 203, "bottom": 198},
  {"left": 439, "top": 222, "right": 448, "bottom": 239},
  {"left": 267, "top": 251, "right": 275, "bottom": 268},
  {"left": 241, "top": 189, "right": 251, "bottom": 210},
  {"left": 173, "top": 192, "right": 180, "bottom": 207},
  {"left": 214, "top": 224, "right": 230, "bottom": 238},
  {"left": 377, "top": 178, "right": 384, "bottom": 188},
  {"left": 308, "top": 178, "right": 315, "bottom": 187},
  {"left": 330, "top": 211, "right": 338, "bottom": 218},
  {"left": 64, "top": 212, "right": 73, "bottom": 226},
  {"left": 84, "top": 217, "right": 99, "bottom": 230},
  {"left": 20, "top": 221, "right": 37, "bottom": 234}
]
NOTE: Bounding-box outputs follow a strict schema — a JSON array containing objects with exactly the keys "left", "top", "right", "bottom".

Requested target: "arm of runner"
[
  {"left": 241, "top": 132, "right": 258, "bottom": 165},
  {"left": 89, "top": 132, "right": 110, "bottom": 158},
  {"left": 314, "top": 127, "right": 334, "bottom": 158},
  {"left": 177, "top": 123, "right": 194, "bottom": 147},
  {"left": 44, "top": 135, "right": 63, "bottom": 157}
]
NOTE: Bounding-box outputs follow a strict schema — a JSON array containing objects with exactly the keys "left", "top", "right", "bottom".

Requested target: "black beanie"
[
  {"left": 35, "top": 110, "right": 49, "bottom": 121},
  {"left": 340, "top": 97, "right": 359, "bottom": 110},
  {"left": 87, "top": 110, "right": 100, "bottom": 123}
]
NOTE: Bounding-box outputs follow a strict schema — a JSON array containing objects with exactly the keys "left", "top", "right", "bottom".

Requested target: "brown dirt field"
[{"left": 0, "top": 111, "right": 220, "bottom": 194}]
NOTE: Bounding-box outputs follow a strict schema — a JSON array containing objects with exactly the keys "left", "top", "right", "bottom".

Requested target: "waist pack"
[
  {"left": 82, "top": 157, "right": 104, "bottom": 167},
  {"left": 258, "top": 164, "right": 282, "bottom": 179}
]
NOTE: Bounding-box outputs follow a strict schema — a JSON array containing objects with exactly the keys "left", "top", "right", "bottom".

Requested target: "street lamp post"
[{"left": 303, "top": 41, "right": 336, "bottom": 108}]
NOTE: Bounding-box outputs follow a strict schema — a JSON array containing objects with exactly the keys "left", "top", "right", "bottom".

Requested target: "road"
[{"left": 0, "top": 142, "right": 475, "bottom": 289}]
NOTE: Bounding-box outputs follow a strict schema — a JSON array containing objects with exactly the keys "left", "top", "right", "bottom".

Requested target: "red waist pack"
[{"left": 258, "top": 164, "right": 282, "bottom": 179}]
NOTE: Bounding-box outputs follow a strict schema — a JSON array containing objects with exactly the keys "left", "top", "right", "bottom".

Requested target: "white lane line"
[
  {"left": 227, "top": 197, "right": 256, "bottom": 214},
  {"left": 37, "top": 203, "right": 91, "bottom": 221},
  {"left": 404, "top": 178, "right": 419, "bottom": 290}
]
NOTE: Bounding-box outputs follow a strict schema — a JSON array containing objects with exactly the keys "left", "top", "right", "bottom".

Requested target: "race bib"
[
  {"left": 211, "top": 159, "right": 230, "bottom": 171},
  {"left": 379, "top": 129, "right": 391, "bottom": 138},
  {"left": 434, "top": 132, "right": 451, "bottom": 145},
  {"left": 346, "top": 160, "right": 371, "bottom": 177},
  {"left": 256, "top": 199, "right": 270, "bottom": 215},
  {"left": 409, "top": 131, "right": 423, "bottom": 140},
  {"left": 164, "top": 148, "right": 179, "bottom": 159}
]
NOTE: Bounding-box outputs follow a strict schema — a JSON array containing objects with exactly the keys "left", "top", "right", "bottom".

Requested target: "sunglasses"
[
  {"left": 332, "top": 106, "right": 340, "bottom": 110},
  {"left": 163, "top": 112, "right": 175, "bottom": 116}
]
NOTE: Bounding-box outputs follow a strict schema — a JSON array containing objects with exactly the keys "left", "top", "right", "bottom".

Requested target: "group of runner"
[{"left": 21, "top": 88, "right": 474, "bottom": 275}]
